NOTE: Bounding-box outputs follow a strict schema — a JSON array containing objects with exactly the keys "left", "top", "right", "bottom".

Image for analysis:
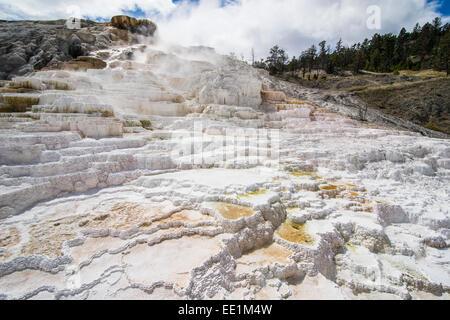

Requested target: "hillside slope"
[
  {"left": 355, "top": 77, "right": 450, "bottom": 135},
  {"left": 278, "top": 71, "right": 449, "bottom": 137}
]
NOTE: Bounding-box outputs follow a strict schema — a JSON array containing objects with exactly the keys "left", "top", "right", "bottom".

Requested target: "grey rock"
[
  {"left": 424, "top": 236, "right": 448, "bottom": 249},
  {"left": 15, "top": 64, "right": 34, "bottom": 76},
  {"left": 2, "top": 53, "right": 27, "bottom": 72},
  {"left": 68, "top": 34, "right": 84, "bottom": 58},
  {"left": 76, "top": 31, "right": 96, "bottom": 43},
  {"left": 375, "top": 203, "right": 410, "bottom": 226},
  {"left": 0, "top": 17, "right": 157, "bottom": 79}
]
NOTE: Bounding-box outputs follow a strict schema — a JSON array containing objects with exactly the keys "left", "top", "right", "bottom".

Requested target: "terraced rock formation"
[{"left": 0, "top": 30, "right": 449, "bottom": 300}]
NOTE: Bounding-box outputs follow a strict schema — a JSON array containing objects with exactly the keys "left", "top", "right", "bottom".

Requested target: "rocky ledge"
[{"left": 0, "top": 16, "right": 157, "bottom": 80}]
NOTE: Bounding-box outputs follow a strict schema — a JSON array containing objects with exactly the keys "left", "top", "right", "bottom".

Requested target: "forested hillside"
[{"left": 255, "top": 18, "right": 450, "bottom": 77}]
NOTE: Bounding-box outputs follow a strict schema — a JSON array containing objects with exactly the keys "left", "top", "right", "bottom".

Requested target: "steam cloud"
[{"left": 0, "top": 0, "right": 447, "bottom": 60}]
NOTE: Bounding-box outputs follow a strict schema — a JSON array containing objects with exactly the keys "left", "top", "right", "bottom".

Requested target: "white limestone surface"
[{"left": 0, "top": 42, "right": 449, "bottom": 300}]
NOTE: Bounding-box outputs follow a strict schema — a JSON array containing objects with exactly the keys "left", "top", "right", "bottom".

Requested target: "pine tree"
[
  {"left": 266, "top": 45, "right": 288, "bottom": 75},
  {"left": 437, "top": 30, "right": 450, "bottom": 75},
  {"left": 307, "top": 45, "right": 317, "bottom": 73},
  {"left": 318, "top": 41, "right": 327, "bottom": 71},
  {"left": 433, "top": 17, "right": 442, "bottom": 35}
]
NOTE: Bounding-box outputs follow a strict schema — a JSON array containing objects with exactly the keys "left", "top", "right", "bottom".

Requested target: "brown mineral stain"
[
  {"left": 21, "top": 215, "right": 82, "bottom": 259},
  {"left": 214, "top": 203, "right": 255, "bottom": 220},
  {"left": 0, "top": 227, "right": 21, "bottom": 261},
  {"left": 258, "top": 243, "right": 292, "bottom": 262},
  {"left": 236, "top": 243, "right": 293, "bottom": 273},
  {"left": 0, "top": 227, "right": 20, "bottom": 248},
  {"left": 238, "top": 190, "right": 267, "bottom": 199},
  {"left": 159, "top": 210, "right": 214, "bottom": 224},
  {"left": 276, "top": 220, "right": 314, "bottom": 245},
  {"left": 320, "top": 184, "right": 339, "bottom": 191},
  {"left": 245, "top": 243, "right": 293, "bottom": 264},
  {"left": 344, "top": 183, "right": 359, "bottom": 188},
  {"left": 290, "top": 171, "right": 316, "bottom": 178},
  {"left": 363, "top": 201, "right": 374, "bottom": 213},
  {"left": 111, "top": 202, "right": 146, "bottom": 215},
  {"left": 84, "top": 202, "right": 162, "bottom": 230}
]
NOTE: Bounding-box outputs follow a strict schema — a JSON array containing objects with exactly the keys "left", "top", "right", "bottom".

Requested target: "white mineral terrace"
[{"left": 0, "top": 43, "right": 449, "bottom": 300}]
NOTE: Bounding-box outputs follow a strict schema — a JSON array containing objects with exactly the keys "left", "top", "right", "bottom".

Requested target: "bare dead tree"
[{"left": 251, "top": 48, "right": 255, "bottom": 66}]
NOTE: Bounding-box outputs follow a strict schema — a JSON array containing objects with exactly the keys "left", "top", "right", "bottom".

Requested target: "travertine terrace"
[{"left": 0, "top": 26, "right": 449, "bottom": 300}]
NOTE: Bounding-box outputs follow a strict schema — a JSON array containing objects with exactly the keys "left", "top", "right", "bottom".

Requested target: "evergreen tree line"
[{"left": 254, "top": 18, "right": 450, "bottom": 77}]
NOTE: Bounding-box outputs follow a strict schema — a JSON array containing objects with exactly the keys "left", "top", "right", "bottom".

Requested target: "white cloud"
[
  {"left": 0, "top": 0, "right": 447, "bottom": 60},
  {"left": 156, "top": 0, "right": 446, "bottom": 60},
  {"left": 0, "top": 0, "right": 175, "bottom": 20}
]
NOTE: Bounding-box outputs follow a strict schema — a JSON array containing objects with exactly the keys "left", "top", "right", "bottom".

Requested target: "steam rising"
[
  {"left": 27, "top": 34, "right": 264, "bottom": 118},
  {"left": 0, "top": 0, "right": 446, "bottom": 60}
]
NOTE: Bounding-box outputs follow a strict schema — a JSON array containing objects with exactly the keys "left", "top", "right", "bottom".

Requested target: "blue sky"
[
  {"left": 433, "top": 0, "right": 450, "bottom": 15},
  {"left": 118, "top": 0, "right": 450, "bottom": 20},
  {"left": 169, "top": 0, "right": 450, "bottom": 15}
]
